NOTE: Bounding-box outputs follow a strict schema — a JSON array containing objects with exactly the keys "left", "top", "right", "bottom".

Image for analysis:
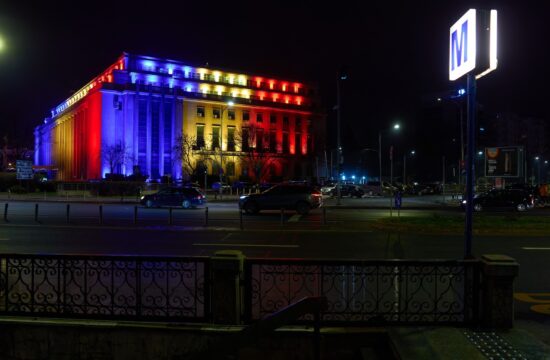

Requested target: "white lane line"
[
  {"left": 288, "top": 214, "right": 302, "bottom": 222},
  {"left": 522, "top": 247, "right": 550, "bottom": 250},
  {"left": 193, "top": 243, "right": 299, "bottom": 248}
]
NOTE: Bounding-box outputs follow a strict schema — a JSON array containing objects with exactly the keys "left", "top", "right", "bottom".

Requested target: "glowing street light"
[{"left": 0, "top": 36, "right": 5, "bottom": 52}]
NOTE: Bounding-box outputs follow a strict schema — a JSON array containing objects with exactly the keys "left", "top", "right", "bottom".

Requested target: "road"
[{"left": 0, "top": 199, "right": 548, "bottom": 330}]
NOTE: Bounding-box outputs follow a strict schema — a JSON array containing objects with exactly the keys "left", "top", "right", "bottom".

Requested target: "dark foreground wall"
[{"left": 0, "top": 318, "right": 395, "bottom": 360}]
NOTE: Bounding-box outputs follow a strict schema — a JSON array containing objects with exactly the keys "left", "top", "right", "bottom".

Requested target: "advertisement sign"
[
  {"left": 485, "top": 147, "right": 520, "bottom": 178},
  {"left": 16, "top": 160, "right": 34, "bottom": 180},
  {"left": 449, "top": 9, "right": 497, "bottom": 81}
]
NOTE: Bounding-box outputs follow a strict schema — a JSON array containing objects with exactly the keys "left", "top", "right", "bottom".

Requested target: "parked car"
[
  {"left": 239, "top": 183, "right": 322, "bottom": 215},
  {"left": 330, "top": 184, "right": 365, "bottom": 198},
  {"left": 321, "top": 182, "right": 337, "bottom": 195},
  {"left": 462, "top": 189, "right": 534, "bottom": 212},
  {"left": 140, "top": 187, "right": 206, "bottom": 209}
]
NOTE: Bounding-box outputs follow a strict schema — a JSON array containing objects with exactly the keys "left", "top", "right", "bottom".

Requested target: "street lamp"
[
  {"left": 378, "top": 123, "right": 400, "bottom": 193},
  {"left": 335, "top": 68, "right": 348, "bottom": 205},
  {"left": 219, "top": 101, "right": 234, "bottom": 196},
  {"left": 0, "top": 36, "right": 5, "bottom": 52},
  {"left": 403, "top": 150, "right": 415, "bottom": 185}
]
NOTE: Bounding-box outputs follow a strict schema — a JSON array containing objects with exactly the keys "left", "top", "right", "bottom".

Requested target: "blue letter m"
[{"left": 451, "top": 21, "right": 468, "bottom": 70}]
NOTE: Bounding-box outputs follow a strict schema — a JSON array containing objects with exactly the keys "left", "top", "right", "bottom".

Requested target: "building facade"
[{"left": 34, "top": 53, "right": 324, "bottom": 182}]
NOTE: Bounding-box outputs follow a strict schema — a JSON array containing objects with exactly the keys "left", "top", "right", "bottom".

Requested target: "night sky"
[{"left": 1, "top": 1, "right": 548, "bottom": 179}]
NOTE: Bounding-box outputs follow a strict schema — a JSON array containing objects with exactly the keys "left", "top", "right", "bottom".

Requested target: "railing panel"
[
  {"left": 246, "top": 259, "right": 479, "bottom": 325},
  {"left": 0, "top": 254, "right": 208, "bottom": 322}
]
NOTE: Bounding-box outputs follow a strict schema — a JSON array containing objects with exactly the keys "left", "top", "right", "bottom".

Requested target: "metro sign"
[{"left": 449, "top": 9, "right": 497, "bottom": 81}]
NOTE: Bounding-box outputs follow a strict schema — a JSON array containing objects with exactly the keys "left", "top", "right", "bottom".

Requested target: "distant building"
[{"left": 34, "top": 53, "right": 325, "bottom": 182}]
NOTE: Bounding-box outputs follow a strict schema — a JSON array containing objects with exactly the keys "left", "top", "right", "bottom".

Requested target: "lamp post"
[
  {"left": 534, "top": 156, "right": 540, "bottom": 185},
  {"left": 335, "top": 69, "right": 347, "bottom": 205},
  {"left": 378, "top": 123, "right": 400, "bottom": 194},
  {"left": 219, "top": 101, "right": 234, "bottom": 196},
  {"left": 403, "top": 150, "right": 415, "bottom": 186},
  {"left": 437, "top": 92, "right": 465, "bottom": 185}
]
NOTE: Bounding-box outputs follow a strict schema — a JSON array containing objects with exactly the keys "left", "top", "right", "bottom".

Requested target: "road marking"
[
  {"left": 220, "top": 233, "right": 232, "bottom": 242},
  {"left": 288, "top": 214, "right": 301, "bottom": 222},
  {"left": 521, "top": 247, "right": 550, "bottom": 250},
  {"left": 514, "top": 293, "right": 550, "bottom": 315},
  {"left": 193, "top": 243, "right": 299, "bottom": 248}
]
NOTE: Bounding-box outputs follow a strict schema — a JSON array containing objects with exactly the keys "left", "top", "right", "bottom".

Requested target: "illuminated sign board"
[
  {"left": 485, "top": 147, "right": 520, "bottom": 178},
  {"left": 449, "top": 9, "right": 497, "bottom": 81}
]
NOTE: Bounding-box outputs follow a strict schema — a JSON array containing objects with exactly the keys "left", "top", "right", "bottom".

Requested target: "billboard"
[
  {"left": 484, "top": 147, "right": 520, "bottom": 177},
  {"left": 16, "top": 160, "right": 34, "bottom": 180}
]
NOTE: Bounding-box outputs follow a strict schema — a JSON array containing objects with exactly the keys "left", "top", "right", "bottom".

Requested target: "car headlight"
[
  {"left": 239, "top": 195, "right": 248, "bottom": 200},
  {"left": 140, "top": 196, "right": 145, "bottom": 200},
  {"left": 461, "top": 200, "right": 467, "bottom": 204}
]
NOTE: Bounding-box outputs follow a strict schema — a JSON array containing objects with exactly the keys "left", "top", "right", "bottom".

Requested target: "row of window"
[
  {"left": 196, "top": 106, "right": 305, "bottom": 128},
  {"left": 195, "top": 125, "right": 307, "bottom": 154}
]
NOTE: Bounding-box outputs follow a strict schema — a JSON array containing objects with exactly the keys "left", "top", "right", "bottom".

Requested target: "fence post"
[
  {"left": 204, "top": 206, "right": 209, "bottom": 227},
  {"left": 169, "top": 207, "right": 173, "bottom": 225},
  {"left": 211, "top": 250, "right": 245, "bottom": 324},
  {"left": 34, "top": 203, "right": 39, "bottom": 222},
  {"left": 134, "top": 206, "right": 138, "bottom": 225},
  {"left": 480, "top": 254, "right": 519, "bottom": 328},
  {"left": 99, "top": 204, "right": 103, "bottom": 225},
  {"left": 3, "top": 203, "right": 8, "bottom": 222},
  {"left": 66, "top": 204, "right": 70, "bottom": 224}
]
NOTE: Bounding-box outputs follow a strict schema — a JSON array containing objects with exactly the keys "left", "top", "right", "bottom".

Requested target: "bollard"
[
  {"left": 4, "top": 203, "right": 8, "bottom": 221},
  {"left": 34, "top": 203, "right": 39, "bottom": 222},
  {"left": 204, "top": 206, "right": 209, "bottom": 227},
  {"left": 99, "top": 205, "right": 103, "bottom": 225},
  {"left": 134, "top": 206, "right": 138, "bottom": 225},
  {"left": 280, "top": 208, "right": 285, "bottom": 226},
  {"left": 66, "top": 204, "right": 70, "bottom": 224},
  {"left": 239, "top": 208, "right": 244, "bottom": 231},
  {"left": 323, "top": 207, "right": 327, "bottom": 225},
  {"left": 169, "top": 207, "right": 173, "bottom": 225}
]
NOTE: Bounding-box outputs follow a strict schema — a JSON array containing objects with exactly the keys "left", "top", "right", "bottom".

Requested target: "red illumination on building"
[
  {"left": 258, "top": 91, "right": 266, "bottom": 100},
  {"left": 281, "top": 83, "right": 287, "bottom": 92},
  {"left": 295, "top": 97, "right": 302, "bottom": 105},
  {"left": 269, "top": 80, "right": 275, "bottom": 90},
  {"left": 293, "top": 84, "right": 300, "bottom": 93},
  {"left": 284, "top": 96, "right": 290, "bottom": 104},
  {"left": 255, "top": 77, "right": 263, "bottom": 87},
  {"left": 272, "top": 93, "right": 279, "bottom": 102}
]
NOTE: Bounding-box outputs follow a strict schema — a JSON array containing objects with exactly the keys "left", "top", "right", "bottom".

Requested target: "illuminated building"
[{"left": 34, "top": 53, "right": 324, "bottom": 182}]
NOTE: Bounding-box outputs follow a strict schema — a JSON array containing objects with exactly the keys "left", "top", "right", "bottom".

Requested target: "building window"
[
  {"left": 295, "top": 133, "right": 302, "bottom": 154},
  {"left": 228, "top": 109, "right": 235, "bottom": 120},
  {"left": 197, "top": 106, "right": 205, "bottom": 118},
  {"left": 243, "top": 111, "right": 250, "bottom": 121},
  {"left": 213, "top": 107, "right": 221, "bottom": 119},
  {"left": 269, "top": 131, "right": 277, "bottom": 152},
  {"left": 282, "top": 132, "right": 289, "bottom": 154},
  {"left": 227, "top": 126, "right": 235, "bottom": 151},
  {"left": 211, "top": 126, "right": 220, "bottom": 150},
  {"left": 270, "top": 114, "right": 277, "bottom": 125},
  {"left": 242, "top": 127, "right": 250, "bottom": 151},
  {"left": 226, "top": 162, "right": 235, "bottom": 176},
  {"left": 256, "top": 113, "right": 263, "bottom": 123},
  {"left": 256, "top": 128, "right": 264, "bottom": 150},
  {"left": 283, "top": 116, "right": 289, "bottom": 130},
  {"left": 196, "top": 124, "right": 205, "bottom": 149}
]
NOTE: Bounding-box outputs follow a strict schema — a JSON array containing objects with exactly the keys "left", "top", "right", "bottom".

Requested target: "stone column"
[
  {"left": 481, "top": 254, "right": 519, "bottom": 328},
  {"left": 210, "top": 250, "right": 245, "bottom": 324}
]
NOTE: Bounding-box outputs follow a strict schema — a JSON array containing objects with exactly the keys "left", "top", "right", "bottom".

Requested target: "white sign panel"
[
  {"left": 449, "top": 9, "right": 477, "bottom": 81},
  {"left": 16, "top": 160, "right": 33, "bottom": 180}
]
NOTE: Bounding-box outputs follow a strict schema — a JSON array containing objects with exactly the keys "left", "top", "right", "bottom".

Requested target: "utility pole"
[
  {"left": 336, "top": 69, "right": 347, "bottom": 205},
  {"left": 464, "top": 73, "right": 476, "bottom": 259}
]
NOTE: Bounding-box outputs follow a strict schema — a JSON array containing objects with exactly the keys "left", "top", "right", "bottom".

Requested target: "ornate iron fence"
[
  {"left": 0, "top": 254, "right": 209, "bottom": 321},
  {"left": 244, "top": 259, "right": 480, "bottom": 325}
]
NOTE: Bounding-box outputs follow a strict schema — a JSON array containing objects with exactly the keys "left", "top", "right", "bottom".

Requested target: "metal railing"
[
  {"left": 0, "top": 254, "right": 209, "bottom": 322},
  {"left": 244, "top": 258, "right": 480, "bottom": 325}
]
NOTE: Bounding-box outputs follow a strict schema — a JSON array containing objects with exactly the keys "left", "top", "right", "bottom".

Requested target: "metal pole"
[
  {"left": 169, "top": 207, "right": 173, "bottom": 225},
  {"left": 336, "top": 75, "right": 342, "bottom": 205},
  {"left": 3, "top": 203, "right": 8, "bottom": 222},
  {"left": 204, "top": 206, "right": 208, "bottom": 227},
  {"left": 403, "top": 154, "right": 406, "bottom": 186},
  {"left": 464, "top": 73, "right": 476, "bottom": 259},
  {"left": 66, "top": 204, "right": 70, "bottom": 224},
  {"left": 378, "top": 131, "right": 382, "bottom": 194},
  {"left": 323, "top": 206, "right": 327, "bottom": 225},
  {"left": 34, "top": 203, "right": 39, "bottom": 222},
  {"left": 239, "top": 208, "right": 243, "bottom": 230},
  {"left": 99, "top": 204, "right": 103, "bottom": 225},
  {"left": 442, "top": 155, "right": 446, "bottom": 203},
  {"left": 459, "top": 105, "right": 464, "bottom": 186},
  {"left": 134, "top": 205, "right": 138, "bottom": 225}
]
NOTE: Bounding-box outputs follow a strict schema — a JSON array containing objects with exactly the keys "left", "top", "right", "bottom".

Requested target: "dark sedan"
[
  {"left": 239, "top": 183, "right": 322, "bottom": 215},
  {"left": 462, "top": 189, "right": 533, "bottom": 212},
  {"left": 140, "top": 187, "right": 206, "bottom": 209}
]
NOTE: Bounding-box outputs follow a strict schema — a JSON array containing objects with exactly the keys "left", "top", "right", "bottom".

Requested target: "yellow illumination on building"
[
  {"left": 241, "top": 89, "right": 250, "bottom": 99},
  {"left": 238, "top": 75, "right": 247, "bottom": 86},
  {"left": 228, "top": 74, "right": 235, "bottom": 84},
  {"left": 200, "top": 84, "right": 210, "bottom": 94},
  {"left": 197, "top": 68, "right": 208, "bottom": 80},
  {"left": 230, "top": 88, "right": 239, "bottom": 97},
  {"left": 215, "top": 85, "right": 225, "bottom": 95},
  {"left": 213, "top": 71, "right": 221, "bottom": 82}
]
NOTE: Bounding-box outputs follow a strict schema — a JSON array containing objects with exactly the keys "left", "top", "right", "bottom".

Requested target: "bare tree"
[
  {"left": 173, "top": 134, "right": 211, "bottom": 180},
  {"left": 103, "top": 141, "right": 132, "bottom": 175},
  {"left": 234, "top": 124, "right": 279, "bottom": 183}
]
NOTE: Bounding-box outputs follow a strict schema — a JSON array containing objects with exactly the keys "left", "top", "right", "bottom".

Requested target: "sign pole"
[{"left": 464, "top": 73, "right": 476, "bottom": 259}]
